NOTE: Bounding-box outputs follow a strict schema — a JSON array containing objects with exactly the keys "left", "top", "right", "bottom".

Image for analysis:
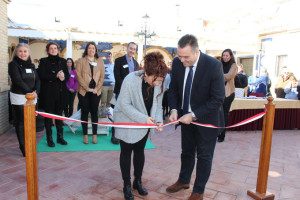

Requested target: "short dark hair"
[
  {"left": 66, "top": 58, "right": 75, "bottom": 70},
  {"left": 82, "top": 42, "right": 99, "bottom": 58},
  {"left": 46, "top": 42, "right": 60, "bottom": 54},
  {"left": 127, "top": 42, "right": 136, "bottom": 48},
  {"left": 178, "top": 34, "right": 199, "bottom": 52}
]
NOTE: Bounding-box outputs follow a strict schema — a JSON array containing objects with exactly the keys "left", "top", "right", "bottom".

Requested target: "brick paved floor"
[{"left": 0, "top": 125, "right": 299, "bottom": 200}]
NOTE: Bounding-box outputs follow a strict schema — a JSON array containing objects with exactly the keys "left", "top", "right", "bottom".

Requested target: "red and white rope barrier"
[{"left": 35, "top": 108, "right": 266, "bottom": 129}]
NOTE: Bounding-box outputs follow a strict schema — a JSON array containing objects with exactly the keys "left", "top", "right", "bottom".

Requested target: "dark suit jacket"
[
  {"left": 168, "top": 52, "right": 225, "bottom": 140},
  {"left": 113, "top": 55, "right": 139, "bottom": 94}
]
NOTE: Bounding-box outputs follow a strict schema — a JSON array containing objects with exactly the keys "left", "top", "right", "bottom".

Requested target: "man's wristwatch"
[{"left": 191, "top": 112, "right": 197, "bottom": 121}]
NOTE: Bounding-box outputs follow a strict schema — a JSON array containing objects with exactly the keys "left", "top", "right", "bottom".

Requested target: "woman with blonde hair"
[{"left": 9, "top": 43, "right": 40, "bottom": 156}]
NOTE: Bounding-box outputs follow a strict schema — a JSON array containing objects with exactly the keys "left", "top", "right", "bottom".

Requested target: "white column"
[
  {"left": 66, "top": 32, "right": 72, "bottom": 58},
  {"left": 137, "top": 42, "right": 143, "bottom": 64}
]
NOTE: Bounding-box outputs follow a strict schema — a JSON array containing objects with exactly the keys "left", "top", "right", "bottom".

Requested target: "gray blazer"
[{"left": 114, "top": 71, "right": 164, "bottom": 144}]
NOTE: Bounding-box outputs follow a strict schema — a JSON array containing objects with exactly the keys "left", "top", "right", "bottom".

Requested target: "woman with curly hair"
[{"left": 114, "top": 52, "right": 168, "bottom": 200}]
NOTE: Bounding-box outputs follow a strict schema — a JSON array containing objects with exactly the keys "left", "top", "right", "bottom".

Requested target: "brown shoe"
[
  {"left": 187, "top": 192, "right": 204, "bottom": 200},
  {"left": 83, "top": 135, "right": 89, "bottom": 144},
  {"left": 92, "top": 135, "right": 97, "bottom": 144},
  {"left": 166, "top": 181, "right": 189, "bottom": 193}
]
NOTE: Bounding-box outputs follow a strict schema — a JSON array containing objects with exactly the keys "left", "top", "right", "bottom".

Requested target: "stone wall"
[{"left": 0, "top": 0, "right": 11, "bottom": 135}]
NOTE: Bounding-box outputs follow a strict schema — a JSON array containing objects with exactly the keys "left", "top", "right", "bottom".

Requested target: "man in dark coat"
[
  {"left": 166, "top": 34, "right": 225, "bottom": 200},
  {"left": 113, "top": 42, "right": 139, "bottom": 98}
]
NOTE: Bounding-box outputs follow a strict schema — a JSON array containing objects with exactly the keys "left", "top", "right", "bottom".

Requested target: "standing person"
[
  {"left": 162, "top": 60, "right": 172, "bottom": 119},
  {"left": 217, "top": 49, "right": 237, "bottom": 142},
  {"left": 76, "top": 42, "right": 105, "bottom": 144},
  {"left": 101, "top": 52, "right": 115, "bottom": 108},
  {"left": 113, "top": 42, "right": 139, "bottom": 99},
  {"left": 9, "top": 43, "right": 40, "bottom": 156},
  {"left": 38, "top": 42, "right": 69, "bottom": 147},
  {"left": 166, "top": 34, "right": 225, "bottom": 200},
  {"left": 114, "top": 52, "right": 168, "bottom": 200},
  {"left": 65, "top": 58, "right": 78, "bottom": 117}
]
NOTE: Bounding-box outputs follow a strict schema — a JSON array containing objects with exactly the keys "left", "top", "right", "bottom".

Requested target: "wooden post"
[
  {"left": 247, "top": 97, "right": 275, "bottom": 200},
  {"left": 24, "top": 93, "right": 39, "bottom": 200}
]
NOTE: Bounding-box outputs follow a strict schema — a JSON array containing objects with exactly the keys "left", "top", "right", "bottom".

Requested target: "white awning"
[{"left": 8, "top": 28, "right": 68, "bottom": 40}]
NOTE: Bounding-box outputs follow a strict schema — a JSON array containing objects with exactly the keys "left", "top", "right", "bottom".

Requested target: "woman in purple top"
[{"left": 65, "top": 58, "right": 78, "bottom": 117}]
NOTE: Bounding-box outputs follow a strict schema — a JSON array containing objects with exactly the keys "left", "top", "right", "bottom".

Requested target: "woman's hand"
[
  {"left": 92, "top": 89, "right": 97, "bottom": 94},
  {"left": 88, "top": 88, "right": 94, "bottom": 92},
  {"left": 155, "top": 122, "right": 163, "bottom": 132},
  {"left": 57, "top": 70, "right": 65, "bottom": 81},
  {"left": 32, "top": 91, "right": 37, "bottom": 98},
  {"left": 146, "top": 117, "right": 156, "bottom": 124}
]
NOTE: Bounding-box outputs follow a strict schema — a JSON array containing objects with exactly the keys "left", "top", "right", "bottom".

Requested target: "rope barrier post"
[
  {"left": 24, "top": 93, "right": 39, "bottom": 200},
  {"left": 247, "top": 97, "right": 275, "bottom": 200}
]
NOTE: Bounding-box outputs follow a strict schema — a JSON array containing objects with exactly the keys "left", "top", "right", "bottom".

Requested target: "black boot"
[
  {"left": 123, "top": 183, "right": 134, "bottom": 200},
  {"left": 57, "top": 132, "right": 68, "bottom": 145},
  {"left": 133, "top": 178, "right": 148, "bottom": 196},
  {"left": 45, "top": 118, "right": 55, "bottom": 147},
  {"left": 47, "top": 135, "right": 55, "bottom": 147},
  {"left": 111, "top": 128, "right": 120, "bottom": 144}
]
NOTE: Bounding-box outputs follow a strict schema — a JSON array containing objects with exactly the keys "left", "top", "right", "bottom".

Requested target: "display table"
[{"left": 228, "top": 98, "right": 300, "bottom": 131}]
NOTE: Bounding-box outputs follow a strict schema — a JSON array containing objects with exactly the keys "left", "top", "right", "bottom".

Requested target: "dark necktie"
[{"left": 183, "top": 66, "right": 194, "bottom": 115}]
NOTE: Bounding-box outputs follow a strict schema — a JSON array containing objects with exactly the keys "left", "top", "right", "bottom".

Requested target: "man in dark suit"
[
  {"left": 166, "top": 34, "right": 225, "bottom": 200},
  {"left": 113, "top": 42, "right": 139, "bottom": 98},
  {"left": 112, "top": 42, "right": 139, "bottom": 144}
]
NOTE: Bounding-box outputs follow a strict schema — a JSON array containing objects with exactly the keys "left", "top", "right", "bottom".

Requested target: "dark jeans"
[
  {"left": 179, "top": 124, "right": 217, "bottom": 194},
  {"left": 120, "top": 132, "right": 149, "bottom": 185},
  {"left": 64, "top": 90, "right": 76, "bottom": 117},
  {"left": 12, "top": 105, "right": 25, "bottom": 156},
  {"left": 218, "top": 93, "right": 235, "bottom": 140},
  {"left": 78, "top": 92, "right": 101, "bottom": 135}
]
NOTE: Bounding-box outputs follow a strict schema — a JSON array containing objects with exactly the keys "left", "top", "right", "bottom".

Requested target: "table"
[{"left": 228, "top": 98, "right": 300, "bottom": 131}]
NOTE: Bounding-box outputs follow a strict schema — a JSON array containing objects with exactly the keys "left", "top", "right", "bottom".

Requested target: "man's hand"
[
  {"left": 179, "top": 113, "right": 193, "bottom": 124},
  {"left": 169, "top": 109, "right": 179, "bottom": 124}
]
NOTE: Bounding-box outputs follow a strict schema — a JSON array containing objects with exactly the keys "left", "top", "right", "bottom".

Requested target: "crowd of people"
[{"left": 7, "top": 34, "right": 300, "bottom": 200}]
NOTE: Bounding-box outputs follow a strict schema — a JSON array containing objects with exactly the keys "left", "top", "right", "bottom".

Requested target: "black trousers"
[
  {"left": 120, "top": 132, "right": 149, "bottom": 185},
  {"left": 12, "top": 105, "right": 25, "bottom": 156},
  {"left": 178, "top": 124, "right": 217, "bottom": 194},
  {"left": 44, "top": 96, "right": 64, "bottom": 139},
  {"left": 78, "top": 92, "right": 101, "bottom": 135},
  {"left": 64, "top": 90, "right": 76, "bottom": 117},
  {"left": 218, "top": 93, "right": 235, "bottom": 140},
  {"left": 162, "top": 90, "right": 169, "bottom": 115}
]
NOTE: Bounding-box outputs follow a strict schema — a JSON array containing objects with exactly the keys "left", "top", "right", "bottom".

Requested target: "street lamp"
[{"left": 135, "top": 14, "right": 156, "bottom": 56}]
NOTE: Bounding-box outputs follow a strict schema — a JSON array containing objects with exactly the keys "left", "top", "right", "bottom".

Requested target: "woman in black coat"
[
  {"left": 8, "top": 43, "right": 40, "bottom": 156},
  {"left": 37, "top": 42, "right": 70, "bottom": 147}
]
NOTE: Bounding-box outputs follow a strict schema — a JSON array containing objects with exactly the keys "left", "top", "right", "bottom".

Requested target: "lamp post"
[{"left": 135, "top": 14, "right": 156, "bottom": 56}]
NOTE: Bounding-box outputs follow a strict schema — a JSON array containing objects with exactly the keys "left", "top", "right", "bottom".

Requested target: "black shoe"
[
  {"left": 111, "top": 128, "right": 120, "bottom": 144},
  {"left": 133, "top": 179, "right": 148, "bottom": 196},
  {"left": 57, "top": 137, "right": 68, "bottom": 145},
  {"left": 123, "top": 184, "right": 134, "bottom": 200},
  {"left": 47, "top": 138, "right": 55, "bottom": 147},
  {"left": 217, "top": 137, "right": 224, "bottom": 143},
  {"left": 111, "top": 136, "right": 120, "bottom": 144}
]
